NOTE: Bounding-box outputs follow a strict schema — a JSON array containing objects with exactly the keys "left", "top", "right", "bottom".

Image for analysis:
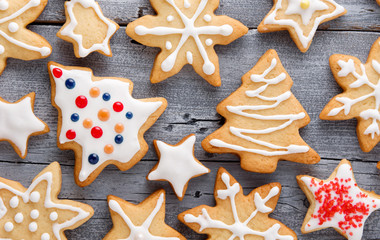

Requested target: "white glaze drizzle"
[
  {"left": 108, "top": 193, "right": 180, "bottom": 240},
  {"left": 186, "top": 51, "right": 193, "bottom": 64},
  {"left": 60, "top": 0, "right": 118, "bottom": 57},
  {"left": 184, "top": 172, "right": 294, "bottom": 239},
  {"left": 135, "top": 0, "right": 233, "bottom": 75},
  {"left": 184, "top": 0, "right": 190, "bottom": 8},
  {"left": 0, "top": 197, "right": 6, "bottom": 218},
  {"left": 327, "top": 58, "right": 380, "bottom": 139},
  {"left": 209, "top": 58, "right": 309, "bottom": 156}
]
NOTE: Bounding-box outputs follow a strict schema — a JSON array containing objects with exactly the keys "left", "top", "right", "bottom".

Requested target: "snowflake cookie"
[
  {"left": 178, "top": 168, "right": 297, "bottom": 239},
  {"left": 147, "top": 134, "right": 210, "bottom": 200},
  {"left": 104, "top": 190, "right": 185, "bottom": 240},
  {"left": 297, "top": 159, "right": 380, "bottom": 240},
  {"left": 57, "top": 0, "right": 119, "bottom": 58},
  {"left": 0, "top": 92, "right": 49, "bottom": 159},
  {"left": 258, "top": 0, "right": 346, "bottom": 52},
  {"left": 320, "top": 37, "right": 380, "bottom": 154},
  {"left": 126, "top": 0, "right": 248, "bottom": 87},
  {"left": 48, "top": 62, "right": 167, "bottom": 187},
  {"left": 202, "top": 49, "right": 320, "bottom": 173},
  {"left": 0, "top": 0, "right": 52, "bottom": 75},
  {"left": 0, "top": 162, "right": 94, "bottom": 240}
]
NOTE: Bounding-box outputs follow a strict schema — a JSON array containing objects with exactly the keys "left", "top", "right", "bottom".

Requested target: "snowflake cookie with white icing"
[
  {"left": 0, "top": 162, "right": 94, "bottom": 240},
  {"left": 57, "top": 0, "right": 119, "bottom": 58},
  {"left": 104, "top": 190, "right": 185, "bottom": 240},
  {"left": 202, "top": 49, "right": 320, "bottom": 173},
  {"left": 147, "top": 134, "right": 210, "bottom": 200},
  {"left": 178, "top": 168, "right": 297, "bottom": 240},
  {"left": 48, "top": 62, "right": 167, "bottom": 187},
  {"left": 0, "top": 0, "right": 52, "bottom": 75},
  {"left": 258, "top": 0, "right": 346, "bottom": 52},
  {"left": 297, "top": 159, "right": 380, "bottom": 240},
  {"left": 126, "top": 0, "right": 248, "bottom": 87},
  {"left": 321, "top": 37, "right": 380, "bottom": 155},
  {"left": 0, "top": 92, "right": 49, "bottom": 159}
]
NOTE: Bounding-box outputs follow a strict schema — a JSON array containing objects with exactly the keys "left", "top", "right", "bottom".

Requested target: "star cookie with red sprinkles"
[{"left": 297, "top": 159, "right": 380, "bottom": 240}]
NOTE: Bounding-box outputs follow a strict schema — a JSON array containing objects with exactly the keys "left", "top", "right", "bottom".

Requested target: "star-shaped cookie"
[
  {"left": 104, "top": 190, "right": 185, "bottom": 240},
  {"left": 0, "top": 93, "right": 49, "bottom": 159},
  {"left": 320, "top": 37, "right": 380, "bottom": 154},
  {"left": 58, "top": 0, "right": 119, "bottom": 58},
  {"left": 297, "top": 159, "right": 380, "bottom": 240},
  {"left": 147, "top": 134, "right": 210, "bottom": 200},
  {"left": 258, "top": 0, "right": 346, "bottom": 52},
  {"left": 126, "top": 0, "right": 248, "bottom": 86},
  {"left": 0, "top": 162, "right": 94, "bottom": 239}
]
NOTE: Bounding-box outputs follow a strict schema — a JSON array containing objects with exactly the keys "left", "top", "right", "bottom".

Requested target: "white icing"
[
  {"left": 203, "top": 14, "right": 211, "bottom": 22},
  {"left": 8, "top": 22, "right": 19, "bottom": 33},
  {"left": 135, "top": 0, "right": 233, "bottom": 75},
  {"left": 9, "top": 196, "right": 19, "bottom": 208},
  {"left": 167, "top": 15, "right": 174, "bottom": 22},
  {"left": 285, "top": 0, "right": 328, "bottom": 25},
  {"left": 263, "top": 0, "right": 345, "bottom": 48},
  {"left": 14, "top": 212, "right": 23, "bottom": 223},
  {"left": 147, "top": 135, "right": 209, "bottom": 198},
  {"left": 30, "top": 209, "right": 39, "bottom": 219},
  {"left": 0, "top": 44, "right": 4, "bottom": 54},
  {"left": 60, "top": 0, "right": 118, "bottom": 57},
  {"left": 0, "top": 0, "right": 8, "bottom": 10},
  {"left": 50, "top": 211, "right": 58, "bottom": 221},
  {"left": 30, "top": 191, "right": 40, "bottom": 203},
  {"left": 4, "top": 222, "right": 13, "bottom": 232},
  {"left": 327, "top": 59, "right": 380, "bottom": 139},
  {"left": 184, "top": 172, "right": 294, "bottom": 239},
  {"left": 41, "top": 233, "right": 50, "bottom": 240},
  {"left": 50, "top": 64, "right": 164, "bottom": 182},
  {"left": 209, "top": 58, "right": 310, "bottom": 156},
  {"left": 184, "top": 0, "right": 190, "bottom": 8},
  {"left": 0, "top": 197, "right": 6, "bottom": 218},
  {"left": 108, "top": 193, "right": 180, "bottom": 240},
  {"left": 165, "top": 41, "right": 172, "bottom": 50},
  {"left": 186, "top": 51, "right": 193, "bottom": 64},
  {"left": 29, "top": 221, "right": 38, "bottom": 232},
  {"left": 0, "top": 95, "right": 47, "bottom": 158},
  {"left": 205, "top": 38, "right": 212, "bottom": 46}
]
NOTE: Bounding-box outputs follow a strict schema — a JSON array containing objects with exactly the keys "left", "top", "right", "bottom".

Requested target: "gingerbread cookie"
[
  {"left": 126, "top": 0, "right": 248, "bottom": 87},
  {"left": 0, "top": 92, "right": 49, "bottom": 159},
  {"left": 297, "top": 159, "right": 380, "bottom": 239},
  {"left": 57, "top": 0, "right": 119, "bottom": 58},
  {"left": 0, "top": 0, "right": 52, "bottom": 75},
  {"left": 0, "top": 162, "right": 94, "bottom": 239},
  {"left": 48, "top": 62, "right": 167, "bottom": 187},
  {"left": 258, "top": 0, "right": 346, "bottom": 52},
  {"left": 104, "top": 190, "right": 185, "bottom": 240},
  {"left": 320, "top": 37, "right": 380, "bottom": 154},
  {"left": 179, "top": 168, "right": 297, "bottom": 239},
  {"left": 202, "top": 49, "right": 320, "bottom": 173},
  {"left": 147, "top": 134, "right": 210, "bottom": 200}
]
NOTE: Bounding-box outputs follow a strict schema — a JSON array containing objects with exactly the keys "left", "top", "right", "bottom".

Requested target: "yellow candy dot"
[
  {"left": 98, "top": 109, "right": 110, "bottom": 121},
  {"left": 114, "top": 123, "right": 124, "bottom": 133},
  {"left": 83, "top": 118, "right": 93, "bottom": 129},
  {"left": 300, "top": 0, "right": 310, "bottom": 9},
  {"left": 104, "top": 144, "right": 114, "bottom": 154},
  {"left": 89, "top": 87, "right": 100, "bottom": 98}
]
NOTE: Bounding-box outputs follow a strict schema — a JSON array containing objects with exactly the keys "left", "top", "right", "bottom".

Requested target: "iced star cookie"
[
  {"left": 0, "top": 0, "right": 52, "bottom": 75},
  {"left": 178, "top": 168, "right": 297, "bottom": 239},
  {"left": 57, "top": 0, "right": 119, "bottom": 58},
  {"left": 126, "top": 0, "right": 248, "bottom": 87},
  {"left": 147, "top": 134, "right": 210, "bottom": 200},
  {"left": 0, "top": 93, "right": 49, "bottom": 159},
  {"left": 0, "top": 162, "right": 94, "bottom": 239},
  {"left": 48, "top": 62, "right": 167, "bottom": 187},
  {"left": 258, "top": 0, "right": 346, "bottom": 52},
  {"left": 320, "top": 37, "right": 380, "bottom": 155},
  {"left": 297, "top": 159, "right": 380, "bottom": 240},
  {"left": 202, "top": 49, "right": 320, "bottom": 173},
  {"left": 104, "top": 190, "right": 185, "bottom": 240}
]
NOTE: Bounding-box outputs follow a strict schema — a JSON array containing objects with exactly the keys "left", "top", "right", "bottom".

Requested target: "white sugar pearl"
[
  {"left": 41, "top": 233, "right": 50, "bottom": 240},
  {"left": 167, "top": 15, "right": 174, "bottom": 22},
  {"left": 14, "top": 212, "right": 23, "bottom": 223},
  {"left": 30, "top": 191, "right": 40, "bottom": 203},
  {"left": 30, "top": 209, "right": 39, "bottom": 219},
  {"left": 203, "top": 14, "right": 211, "bottom": 22},
  {"left": 8, "top": 22, "right": 19, "bottom": 33},
  {"left": 49, "top": 211, "right": 58, "bottom": 221},
  {"left": 9, "top": 196, "right": 19, "bottom": 208},
  {"left": 4, "top": 222, "right": 13, "bottom": 232},
  {"left": 205, "top": 39, "right": 213, "bottom": 46},
  {"left": 0, "top": 0, "right": 8, "bottom": 11},
  {"left": 29, "top": 222, "right": 38, "bottom": 232}
]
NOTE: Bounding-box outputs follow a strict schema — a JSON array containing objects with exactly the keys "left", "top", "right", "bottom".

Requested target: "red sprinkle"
[
  {"left": 75, "top": 96, "right": 88, "bottom": 108},
  {"left": 66, "top": 130, "right": 76, "bottom": 140},
  {"left": 52, "top": 68, "right": 62, "bottom": 78},
  {"left": 113, "top": 102, "right": 124, "bottom": 112},
  {"left": 91, "top": 126, "right": 103, "bottom": 138}
]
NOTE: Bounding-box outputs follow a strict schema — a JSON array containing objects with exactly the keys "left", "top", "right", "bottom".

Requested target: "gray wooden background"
[{"left": 0, "top": 0, "right": 380, "bottom": 239}]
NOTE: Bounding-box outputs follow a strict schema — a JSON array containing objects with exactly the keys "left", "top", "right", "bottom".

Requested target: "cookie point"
[{"left": 300, "top": 0, "right": 310, "bottom": 9}]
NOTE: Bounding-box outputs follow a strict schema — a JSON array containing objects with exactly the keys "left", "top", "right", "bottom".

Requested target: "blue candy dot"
[
  {"left": 65, "top": 78, "right": 76, "bottom": 89},
  {"left": 102, "top": 93, "right": 111, "bottom": 101},
  {"left": 88, "top": 153, "right": 99, "bottom": 165},
  {"left": 125, "top": 111, "right": 133, "bottom": 119},
  {"left": 70, "top": 113, "right": 79, "bottom": 122},
  {"left": 115, "top": 135, "right": 124, "bottom": 144}
]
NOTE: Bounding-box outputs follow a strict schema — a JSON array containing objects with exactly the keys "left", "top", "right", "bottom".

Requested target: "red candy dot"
[
  {"left": 113, "top": 102, "right": 124, "bottom": 112},
  {"left": 66, "top": 130, "right": 76, "bottom": 140},
  {"left": 53, "top": 68, "right": 62, "bottom": 78},
  {"left": 75, "top": 96, "right": 88, "bottom": 108},
  {"left": 91, "top": 126, "right": 103, "bottom": 138}
]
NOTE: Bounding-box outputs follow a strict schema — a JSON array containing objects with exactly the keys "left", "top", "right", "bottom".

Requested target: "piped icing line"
[
  {"left": 134, "top": 0, "right": 233, "bottom": 75},
  {"left": 263, "top": 0, "right": 345, "bottom": 48},
  {"left": 59, "top": 0, "right": 118, "bottom": 57},
  {"left": 184, "top": 172, "right": 294, "bottom": 240},
  {"left": 209, "top": 58, "right": 309, "bottom": 156}
]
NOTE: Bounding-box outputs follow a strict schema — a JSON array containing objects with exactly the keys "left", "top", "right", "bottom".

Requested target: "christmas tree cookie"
[
  {"left": 126, "top": 0, "right": 248, "bottom": 87},
  {"left": 179, "top": 168, "right": 297, "bottom": 239},
  {"left": 48, "top": 62, "right": 167, "bottom": 187},
  {"left": 202, "top": 49, "right": 320, "bottom": 173}
]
